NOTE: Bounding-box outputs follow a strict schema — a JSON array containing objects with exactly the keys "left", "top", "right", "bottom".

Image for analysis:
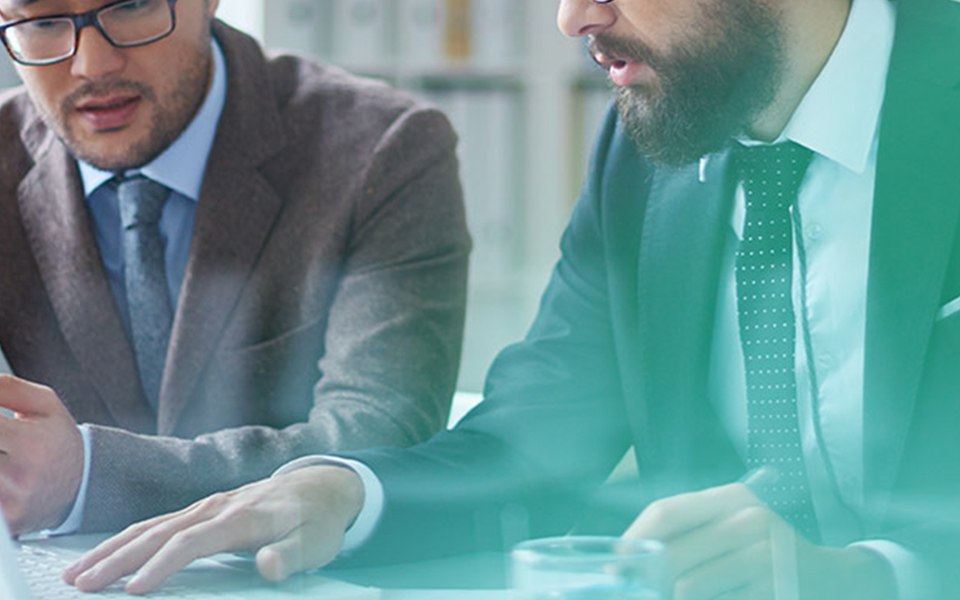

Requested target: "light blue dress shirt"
[{"left": 52, "top": 39, "right": 228, "bottom": 535}]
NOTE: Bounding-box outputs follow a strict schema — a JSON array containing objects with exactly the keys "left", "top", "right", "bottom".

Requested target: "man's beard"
[
  {"left": 594, "top": 0, "right": 785, "bottom": 166},
  {"left": 55, "top": 53, "right": 211, "bottom": 172}
]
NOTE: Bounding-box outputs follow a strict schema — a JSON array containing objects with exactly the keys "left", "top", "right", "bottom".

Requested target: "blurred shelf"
[{"left": 217, "top": 0, "right": 613, "bottom": 391}]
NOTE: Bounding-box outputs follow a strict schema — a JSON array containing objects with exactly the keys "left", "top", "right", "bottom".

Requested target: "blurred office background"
[{"left": 0, "top": 1, "right": 613, "bottom": 393}]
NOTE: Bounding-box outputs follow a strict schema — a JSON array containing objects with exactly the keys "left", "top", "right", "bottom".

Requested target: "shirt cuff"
[
  {"left": 850, "top": 540, "right": 939, "bottom": 600},
  {"left": 42, "top": 424, "right": 91, "bottom": 536},
  {"left": 272, "top": 455, "right": 384, "bottom": 553}
]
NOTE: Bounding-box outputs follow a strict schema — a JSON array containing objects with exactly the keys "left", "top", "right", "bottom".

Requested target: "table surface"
[{"left": 331, "top": 551, "right": 510, "bottom": 599}]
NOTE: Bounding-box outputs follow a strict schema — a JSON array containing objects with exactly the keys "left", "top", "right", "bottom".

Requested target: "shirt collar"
[
  {"left": 780, "top": 0, "right": 895, "bottom": 174},
  {"left": 705, "top": 0, "right": 896, "bottom": 179},
  {"left": 78, "top": 38, "right": 228, "bottom": 201}
]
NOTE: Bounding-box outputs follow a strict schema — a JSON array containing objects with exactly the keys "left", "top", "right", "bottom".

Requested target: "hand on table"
[
  {"left": 624, "top": 482, "right": 897, "bottom": 600},
  {"left": 0, "top": 375, "right": 83, "bottom": 534},
  {"left": 63, "top": 464, "right": 363, "bottom": 595}
]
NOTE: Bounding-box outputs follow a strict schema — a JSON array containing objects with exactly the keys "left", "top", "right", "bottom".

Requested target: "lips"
[
  {"left": 74, "top": 94, "right": 142, "bottom": 131},
  {"left": 590, "top": 41, "right": 655, "bottom": 88}
]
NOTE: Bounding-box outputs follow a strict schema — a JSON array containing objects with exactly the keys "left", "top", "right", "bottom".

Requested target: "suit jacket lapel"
[
  {"left": 158, "top": 22, "right": 287, "bottom": 433},
  {"left": 18, "top": 134, "right": 155, "bottom": 433},
  {"left": 864, "top": 0, "right": 960, "bottom": 503},
  {"left": 634, "top": 149, "right": 741, "bottom": 490}
]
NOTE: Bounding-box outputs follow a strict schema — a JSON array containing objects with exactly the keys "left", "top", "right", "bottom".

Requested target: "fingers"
[
  {"left": 625, "top": 485, "right": 785, "bottom": 600},
  {"left": 64, "top": 500, "right": 214, "bottom": 587},
  {"left": 0, "top": 376, "right": 72, "bottom": 460},
  {"left": 672, "top": 540, "right": 773, "bottom": 600},
  {"left": 0, "top": 376, "right": 66, "bottom": 456},
  {"left": 0, "top": 376, "right": 59, "bottom": 416},
  {"left": 665, "top": 505, "right": 775, "bottom": 579},
  {"left": 68, "top": 493, "right": 243, "bottom": 592},
  {"left": 123, "top": 507, "right": 264, "bottom": 595},
  {"left": 625, "top": 483, "right": 760, "bottom": 541}
]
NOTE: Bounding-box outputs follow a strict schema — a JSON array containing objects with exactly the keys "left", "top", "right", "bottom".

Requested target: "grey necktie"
[
  {"left": 117, "top": 175, "right": 173, "bottom": 411},
  {"left": 732, "top": 142, "right": 820, "bottom": 541}
]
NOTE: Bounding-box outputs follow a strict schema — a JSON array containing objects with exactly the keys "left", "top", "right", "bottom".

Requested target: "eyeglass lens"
[{"left": 4, "top": 0, "right": 173, "bottom": 65}]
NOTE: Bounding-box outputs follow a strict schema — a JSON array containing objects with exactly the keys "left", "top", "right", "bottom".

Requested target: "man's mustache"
[
  {"left": 62, "top": 80, "right": 156, "bottom": 112},
  {"left": 589, "top": 33, "right": 659, "bottom": 70}
]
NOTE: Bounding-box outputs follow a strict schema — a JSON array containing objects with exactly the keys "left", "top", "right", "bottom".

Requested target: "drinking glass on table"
[{"left": 511, "top": 536, "right": 666, "bottom": 600}]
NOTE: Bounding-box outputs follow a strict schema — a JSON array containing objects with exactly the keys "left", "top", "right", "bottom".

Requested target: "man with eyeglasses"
[
  {"left": 0, "top": 0, "right": 469, "bottom": 543},
  {"left": 64, "top": 0, "right": 960, "bottom": 598}
]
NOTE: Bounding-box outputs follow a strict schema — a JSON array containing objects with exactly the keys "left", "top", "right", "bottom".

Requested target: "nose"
[
  {"left": 557, "top": 0, "right": 616, "bottom": 38},
  {"left": 69, "top": 25, "right": 125, "bottom": 80}
]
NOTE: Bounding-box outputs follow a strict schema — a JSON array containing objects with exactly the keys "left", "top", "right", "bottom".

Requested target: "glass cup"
[{"left": 510, "top": 536, "right": 667, "bottom": 600}]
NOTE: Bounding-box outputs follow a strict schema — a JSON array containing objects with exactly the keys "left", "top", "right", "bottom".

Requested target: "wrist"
[{"left": 297, "top": 465, "right": 365, "bottom": 531}]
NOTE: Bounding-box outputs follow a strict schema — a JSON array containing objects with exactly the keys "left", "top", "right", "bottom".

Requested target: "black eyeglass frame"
[{"left": 0, "top": 0, "right": 178, "bottom": 67}]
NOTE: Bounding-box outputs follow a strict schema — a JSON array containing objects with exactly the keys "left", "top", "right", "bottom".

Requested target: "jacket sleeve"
[{"left": 337, "top": 110, "right": 639, "bottom": 565}]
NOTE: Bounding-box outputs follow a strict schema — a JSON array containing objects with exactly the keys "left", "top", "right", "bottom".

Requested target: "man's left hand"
[
  {"left": 624, "top": 482, "right": 898, "bottom": 600},
  {"left": 0, "top": 375, "right": 83, "bottom": 534}
]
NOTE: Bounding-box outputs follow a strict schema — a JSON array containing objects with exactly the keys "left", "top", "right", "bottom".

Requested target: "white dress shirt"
[
  {"left": 710, "top": 0, "right": 929, "bottom": 595},
  {"left": 709, "top": 0, "right": 893, "bottom": 542}
]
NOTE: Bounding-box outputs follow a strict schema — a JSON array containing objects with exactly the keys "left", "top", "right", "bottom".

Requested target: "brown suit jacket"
[{"left": 0, "top": 21, "right": 470, "bottom": 532}]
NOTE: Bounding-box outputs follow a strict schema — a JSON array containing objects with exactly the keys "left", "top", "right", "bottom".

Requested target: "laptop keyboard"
[{"left": 18, "top": 544, "right": 246, "bottom": 599}]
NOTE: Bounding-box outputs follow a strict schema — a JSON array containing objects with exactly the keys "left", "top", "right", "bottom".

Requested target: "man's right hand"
[
  {"left": 625, "top": 483, "right": 898, "bottom": 600},
  {"left": 62, "top": 465, "right": 364, "bottom": 595},
  {"left": 0, "top": 375, "right": 84, "bottom": 534}
]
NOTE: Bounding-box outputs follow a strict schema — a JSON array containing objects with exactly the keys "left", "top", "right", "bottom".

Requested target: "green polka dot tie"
[{"left": 733, "top": 142, "right": 819, "bottom": 541}]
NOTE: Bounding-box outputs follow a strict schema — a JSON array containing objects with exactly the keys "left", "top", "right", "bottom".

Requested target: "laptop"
[{"left": 0, "top": 517, "right": 381, "bottom": 599}]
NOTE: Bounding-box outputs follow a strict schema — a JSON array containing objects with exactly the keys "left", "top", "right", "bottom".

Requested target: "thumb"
[{"left": 254, "top": 526, "right": 344, "bottom": 582}]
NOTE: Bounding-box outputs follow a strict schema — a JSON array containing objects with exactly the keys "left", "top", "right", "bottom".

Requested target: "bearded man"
[{"left": 65, "top": 0, "right": 960, "bottom": 598}]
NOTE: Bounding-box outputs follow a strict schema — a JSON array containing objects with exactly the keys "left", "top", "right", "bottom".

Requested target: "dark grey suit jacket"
[
  {"left": 344, "top": 0, "right": 960, "bottom": 595},
  {"left": 0, "top": 21, "right": 470, "bottom": 532}
]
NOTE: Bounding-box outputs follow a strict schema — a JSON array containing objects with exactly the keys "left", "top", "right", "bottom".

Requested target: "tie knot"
[
  {"left": 732, "top": 142, "right": 813, "bottom": 212},
  {"left": 117, "top": 175, "right": 170, "bottom": 228}
]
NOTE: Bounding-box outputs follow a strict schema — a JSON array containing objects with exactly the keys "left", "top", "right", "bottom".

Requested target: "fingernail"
[
  {"left": 126, "top": 575, "right": 150, "bottom": 596},
  {"left": 73, "top": 572, "right": 93, "bottom": 591},
  {"left": 61, "top": 565, "right": 79, "bottom": 584}
]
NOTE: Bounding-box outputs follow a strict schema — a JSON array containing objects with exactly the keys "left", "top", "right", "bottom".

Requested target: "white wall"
[{"left": 0, "top": 52, "right": 20, "bottom": 89}]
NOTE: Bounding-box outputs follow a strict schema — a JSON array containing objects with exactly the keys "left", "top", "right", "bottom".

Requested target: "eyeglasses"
[{"left": 0, "top": 0, "right": 178, "bottom": 67}]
